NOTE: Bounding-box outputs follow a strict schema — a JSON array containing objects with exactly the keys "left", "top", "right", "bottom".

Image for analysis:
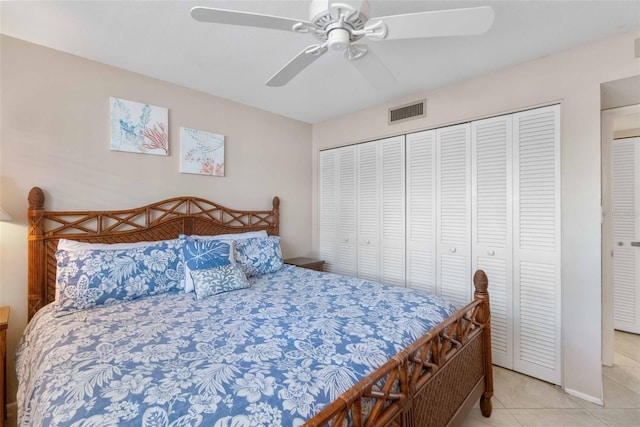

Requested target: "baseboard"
[{"left": 565, "top": 387, "right": 603, "bottom": 406}]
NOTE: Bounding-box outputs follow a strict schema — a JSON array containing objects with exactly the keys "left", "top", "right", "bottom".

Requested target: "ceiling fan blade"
[
  {"left": 191, "top": 6, "right": 310, "bottom": 32},
  {"left": 367, "top": 6, "right": 495, "bottom": 41},
  {"left": 348, "top": 45, "right": 396, "bottom": 89},
  {"left": 266, "top": 45, "right": 328, "bottom": 87}
]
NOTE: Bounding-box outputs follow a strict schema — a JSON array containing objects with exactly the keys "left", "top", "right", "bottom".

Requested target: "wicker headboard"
[{"left": 27, "top": 187, "right": 280, "bottom": 321}]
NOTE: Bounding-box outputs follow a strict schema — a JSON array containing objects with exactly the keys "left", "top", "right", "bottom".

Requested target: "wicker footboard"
[{"left": 305, "top": 270, "right": 493, "bottom": 427}]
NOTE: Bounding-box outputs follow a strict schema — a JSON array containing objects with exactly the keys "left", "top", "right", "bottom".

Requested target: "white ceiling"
[{"left": 1, "top": 0, "right": 639, "bottom": 124}]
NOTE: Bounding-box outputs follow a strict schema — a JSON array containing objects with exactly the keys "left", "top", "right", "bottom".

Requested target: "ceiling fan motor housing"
[{"left": 309, "top": 0, "right": 370, "bottom": 47}]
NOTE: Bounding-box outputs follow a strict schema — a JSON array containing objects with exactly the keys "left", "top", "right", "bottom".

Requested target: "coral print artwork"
[
  {"left": 180, "top": 127, "right": 225, "bottom": 177},
  {"left": 110, "top": 97, "right": 169, "bottom": 155}
]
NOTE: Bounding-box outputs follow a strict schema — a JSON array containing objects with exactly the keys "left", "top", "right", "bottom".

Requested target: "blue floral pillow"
[
  {"left": 190, "top": 264, "right": 250, "bottom": 300},
  {"left": 181, "top": 238, "right": 234, "bottom": 293},
  {"left": 54, "top": 239, "right": 184, "bottom": 316},
  {"left": 234, "top": 236, "right": 284, "bottom": 277}
]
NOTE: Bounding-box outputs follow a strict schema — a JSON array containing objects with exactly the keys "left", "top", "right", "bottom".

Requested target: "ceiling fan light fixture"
[
  {"left": 345, "top": 45, "right": 367, "bottom": 60},
  {"left": 328, "top": 28, "right": 351, "bottom": 51}
]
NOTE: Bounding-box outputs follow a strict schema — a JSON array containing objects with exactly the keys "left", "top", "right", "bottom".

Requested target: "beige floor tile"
[
  {"left": 492, "top": 367, "right": 581, "bottom": 409},
  {"left": 604, "top": 365, "right": 640, "bottom": 395},
  {"left": 589, "top": 408, "right": 640, "bottom": 427},
  {"left": 615, "top": 351, "right": 640, "bottom": 368},
  {"left": 509, "top": 408, "right": 607, "bottom": 427},
  {"left": 474, "top": 392, "right": 505, "bottom": 409},
  {"left": 461, "top": 408, "right": 523, "bottom": 426},
  {"left": 616, "top": 332, "right": 640, "bottom": 363},
  {"left": 460, "top": 332, "right": 640, "bottom": 425},
  {"left": 601, "top": 375, "right": 640, "bottom": 409},
  {"left": 577, "top": 376, "right": 640, "bottom": 410}
]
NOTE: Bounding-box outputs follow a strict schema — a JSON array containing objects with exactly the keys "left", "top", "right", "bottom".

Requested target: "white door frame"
[{"left": 602, "top": 104, "right": 640, "bottom": 366}]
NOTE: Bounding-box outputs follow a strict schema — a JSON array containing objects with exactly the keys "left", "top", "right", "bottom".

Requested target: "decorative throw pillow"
[
  {"left": 54, "top": 239, "right": 184, "bottom": 316},
  {"left": 190, "top": 264, "right": 250, "bottom": 300},
  {"left": 234, "top": 236, "right": 284, "bottom": 277},
  {"left": 181, "top": 239, "right": 234, "bottom": 293}
]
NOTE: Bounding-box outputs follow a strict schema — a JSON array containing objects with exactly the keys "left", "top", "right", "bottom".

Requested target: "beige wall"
[
  {"left": 0, "top": 35, "right": 312, "bottom": 403},
  {"left": 312, "top": 29, "right": 640, "bottom": 402}
]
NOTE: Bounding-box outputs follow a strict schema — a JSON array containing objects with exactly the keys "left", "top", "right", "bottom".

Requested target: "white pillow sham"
[
  {"left": 57, "top": 238, "right": 161, "bottom": 251},
  {"left": 180, "top": 230, "right": 268, "bottom": 241}
]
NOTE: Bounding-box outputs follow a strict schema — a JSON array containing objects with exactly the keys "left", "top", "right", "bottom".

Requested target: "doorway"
[{"left": 602, "top": 74, "right": 640, "bottom": 367}]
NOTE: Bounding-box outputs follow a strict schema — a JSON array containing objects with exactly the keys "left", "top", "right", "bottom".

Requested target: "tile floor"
[
  {"left": 6, "top": 332, "right": 639, "bottom": 426},
  {"left": 462, "top": 331, "right": 640, "bottom": 427}
]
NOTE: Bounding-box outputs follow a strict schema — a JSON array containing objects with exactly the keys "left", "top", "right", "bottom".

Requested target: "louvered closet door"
[
  {"left": 612, "top": 137, "right": 640, "bottom": 333},
  {"left": 357, "top": 141, "right": 380, "bottom": 281},
  {"left": 380, "top": 136, "right": 406, "bottom": 286},
  {"left": 406, "top": 130, "right": 437, "bottom": 293},
  {"left": 472, "top": 116, "right": 514, "bottom": 369},
  {"left": 437, "top": 123, "right": 472, "bottom": 308},
  {"left": 319, "top": 150, "right": 339, "bottom": 272},
  {"left": 337, "top": 146, "right": 358, "bottom": 277},
  {"left": 513, "top": 105, "right": 561, "bottom": 385}
]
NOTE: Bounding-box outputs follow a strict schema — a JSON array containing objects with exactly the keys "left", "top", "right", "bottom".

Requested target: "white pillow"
[
  {"left": 57, "top": 239, "right": 161, "bottom": 251},
  {"left": 181, "top": 230, "right": 268, "bottom": 241}
]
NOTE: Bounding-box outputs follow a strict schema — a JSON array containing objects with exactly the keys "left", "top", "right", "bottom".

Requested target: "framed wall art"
[
  {"left": 110, "top": 97, "right": 169, "bottom": 155},
  {"left": 180, "top": 127, "right": 225, "bottom": 176}
]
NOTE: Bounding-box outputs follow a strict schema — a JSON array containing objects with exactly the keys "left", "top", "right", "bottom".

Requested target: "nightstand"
[
  {"left": 0, "top": 306, "right": 8, "bottom": 426},
  {"left": 284, "top": 257, "right": 326, "bottom": 272}
]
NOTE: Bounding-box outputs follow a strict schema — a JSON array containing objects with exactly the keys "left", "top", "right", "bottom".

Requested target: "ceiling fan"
[{"left": 191, "top": 1, "right": 495, "bottom": 88}]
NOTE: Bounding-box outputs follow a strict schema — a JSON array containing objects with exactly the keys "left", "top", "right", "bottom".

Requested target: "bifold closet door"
[
  {"left": 471, "top": 116, "right": 514, "bottom": 370},
  {"left": 319, "top": 146, "right": 357, "bottom": 277},
  {"left": 406, "top": 130, "right": 437, "bottom": 293},
  {"left": 319, "top": 149, "right": 339, "bottom": 272},
  {"left": 379, "top": 136, "right": 406, "bottom": 286},
  {"left": 357, "top": 136, "right": 406, "bottom": 285},
  {"left": 337, "top": 146, "right": 358, "bottom": 277},
  {"left": 612, "top": 137, "right": 640, "bottom": 333},
  {"left": 357, "top": 141, "right": 380, "bottom": 281},
  {"left": 513, "top": 105, "right": 562, "bottom": 385},
  {"left": 436, "top": 123, "right": 472, "bottom": 308}
]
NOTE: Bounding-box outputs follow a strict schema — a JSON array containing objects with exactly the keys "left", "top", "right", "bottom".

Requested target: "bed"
[{"left": 18, "top": 187, "right": 493, "bottom": 426}]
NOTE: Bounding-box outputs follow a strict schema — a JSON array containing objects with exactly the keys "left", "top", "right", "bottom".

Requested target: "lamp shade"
[{"left": 0, "top": 207, "right": 12, "bottom": 221}]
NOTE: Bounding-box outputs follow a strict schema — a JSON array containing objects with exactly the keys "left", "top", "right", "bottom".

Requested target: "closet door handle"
[
  {"left": 343, "top": 238, "right": 349, "bottom": 242},
  {"left": 487, "top": 249, "right": 495, "bottom": 256},
  {"left": 632, "top": 242, "right": 640, "bottom": 247},
  {"left": 366, "top": 240, "right": 371, "bottom": 245},
  {"left": 450, "top": 247, "right": 457, "bottom": 254},
  {"left": 617, "top": 241, "right": 624, "bottom": 246}
]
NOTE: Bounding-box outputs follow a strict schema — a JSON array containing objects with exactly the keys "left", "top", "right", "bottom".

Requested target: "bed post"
[
  {"left": 27, "top": 187, "right": 46, "bottom": 321},
  {"left": 473, "top": 269, "right": 494, "bottom": 417},
  {"left": 272, "top": 196, "right": 280, "bottom": 236}
]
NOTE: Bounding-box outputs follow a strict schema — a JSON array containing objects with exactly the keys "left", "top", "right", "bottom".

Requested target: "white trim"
[
  {"left": 564, "top": 387, "right": 603, "bottom": 406},
  {"left": 614, "top": 128, "right": 640, "bottom": 140}
]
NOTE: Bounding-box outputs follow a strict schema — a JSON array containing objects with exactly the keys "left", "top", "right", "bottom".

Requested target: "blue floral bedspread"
[{"left": 16, "top": 265, "right": 457, "bottom": 427}]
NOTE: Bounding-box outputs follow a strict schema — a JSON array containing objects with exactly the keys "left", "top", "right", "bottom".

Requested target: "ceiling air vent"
[{"left": 389, "top": 100, "right": 426, "bottom": 125}]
